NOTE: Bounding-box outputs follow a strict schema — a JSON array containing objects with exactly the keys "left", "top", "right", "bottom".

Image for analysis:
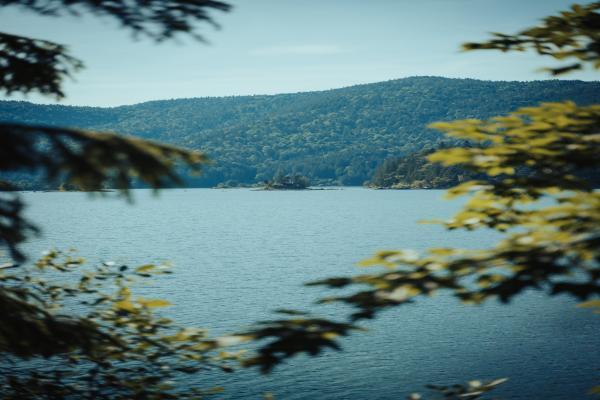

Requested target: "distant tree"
[
  {"left": 0, "top": 1, "right": 240, "bottom": 398},
  {"left": 235, "top": 3, "right": 600, "bottom": 398}
]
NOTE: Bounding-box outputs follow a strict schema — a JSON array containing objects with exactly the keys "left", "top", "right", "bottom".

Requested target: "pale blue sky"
[{"left": 1, "top": 0, "right": 597, "bottom": 106}]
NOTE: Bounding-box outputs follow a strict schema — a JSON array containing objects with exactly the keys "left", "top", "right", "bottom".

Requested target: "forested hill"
[{"left": 2, "top": 76, "right": 600, "bottom": 188}]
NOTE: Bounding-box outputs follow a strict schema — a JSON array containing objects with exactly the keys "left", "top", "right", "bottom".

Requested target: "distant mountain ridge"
[{"left": 2, "top": 76, "right": 600, "bottom": 188}]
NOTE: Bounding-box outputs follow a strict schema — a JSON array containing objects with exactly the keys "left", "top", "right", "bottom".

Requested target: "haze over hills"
[{"left": 2, "top": 76, "right": 600, "bottom": 188}]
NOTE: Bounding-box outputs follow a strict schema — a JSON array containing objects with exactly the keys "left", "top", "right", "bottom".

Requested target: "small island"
[{"left": 262, "top": 173, "right": 310, "bottom": 190}]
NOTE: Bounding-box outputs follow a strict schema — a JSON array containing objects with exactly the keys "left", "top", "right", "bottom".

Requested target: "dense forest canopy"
[{"left": 2, "top": 76, "right": 600, "bottom": 188}]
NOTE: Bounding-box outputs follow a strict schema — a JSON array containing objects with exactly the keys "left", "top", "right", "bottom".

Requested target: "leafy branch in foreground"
[
  {"left": 0, "top": 1, "right": 230, "bottom": 100},
  {"left": 463, "top": 2, "right": 600, "bottom": 75},
  {"left": 408, "top": 378, "right": 508, "bottom": 400},
  {"left": 0, "top": 0, "right": 236, "bottom": 398},
  {"left": 0, "top": 250, "right": 238, "bottom": 399},
  {"left": 235, "top": 6, "right": 600, "bottom": 397},
  {"left": 0, "top": 0, "right": 230, "bottom": 261},
  {"left": 314, "top": 101, "right": 599, "bottom": 318},
  {"left": 0, "top": 123, "right": 208, "bottom": 262},
  {"left": 237, "top": 311, "right": 362, "bottom": 374},
  {"left": 0, "top": 32, "right": 82, "bottom": 99},
  {"left": 1, "top": 0, "right": 231, "bottom": 42},
  {"left": 236, "top": 101, "right": 599, "bottom": 372}
]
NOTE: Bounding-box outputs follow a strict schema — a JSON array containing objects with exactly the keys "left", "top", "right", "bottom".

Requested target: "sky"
[{"left": 1, "top": 0, "right": 597, "bottom": 106}]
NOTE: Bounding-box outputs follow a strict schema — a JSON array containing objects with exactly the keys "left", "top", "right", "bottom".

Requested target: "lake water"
[{"left": 18, "top": 188, "right": 599, "bottom": 399}]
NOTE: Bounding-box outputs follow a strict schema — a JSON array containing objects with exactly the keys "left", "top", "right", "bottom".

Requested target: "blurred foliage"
[
  {"left": 1, "top": 0, "right": 598, "bottom": 398},
  {"left": 368, "top": 143, "right": 487, "bottom": 189},
  {"left": 233, "top": 4, "right": 600, "bottom": 398},
  {"left": 306, "top": 101, "right": 599, "bottom": 320},
  {"left": 0, "top": 0, "right": 229, "bottom": 100},
  {"left": 463, "top": 2, "right": 600, "bottom": 75},
  {"left": 0, "top": 250, "right": 238, "bottom": 399},
  {"left": 408, "top": 378, "right": 507, "bottom": 400},
  {"left": 239, "top": 314, "right": 360, "bottom": 374},
  {"left": 0, "top": 0, "right": 231, "bottom": 42},
  {"left": 370, "top": 139, "right": 600, "bottom": 190},
  {"left": 3, "top": 78, "right": 600, "bottom": 188},
  {"left": 1, "top": 123, "right": 207, "bottom": 261},
  {"left": 0, "top": 0, "right": 236, "bottom": 398},
  {"left": 0, "top": 0, "right": 228, "bottom": 260},
  {"left": 0, "top": 32, "right": 82, "bottom": 99}
]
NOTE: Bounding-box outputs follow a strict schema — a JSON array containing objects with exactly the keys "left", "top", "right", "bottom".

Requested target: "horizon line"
[{"left": 3, "top": 75, "right": 599, "bottom": 109}]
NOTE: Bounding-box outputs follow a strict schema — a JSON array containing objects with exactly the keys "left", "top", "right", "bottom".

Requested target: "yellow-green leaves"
[
  {"left": 136, "top": 264, "right": 157, "bottom": 273},
  {"left": 242, "top": 4, "right": 600, "bottom": 396},
  {"left": 577, "top": 299, "right": 600, "bottom": 313},
  {"left": 114, "top": 297, "right": 171, "bottom": 311},
  {"left": 1, "top": 250, "right": 234, "bottom": 399},
  {"left": 298, "top": 101, "right": 599, "bottom": 342},
  {"left": 114, "top": 299, "right": 136, "bottom": 312},
  {"left": 137, "top": 298, "right": 171, "bottom": 308},
  {"left": 462, "top": 2, "right": 600, "bottom": 76},
  {"left": 429, "top": 102, "right": 600, "bottom": 194}
]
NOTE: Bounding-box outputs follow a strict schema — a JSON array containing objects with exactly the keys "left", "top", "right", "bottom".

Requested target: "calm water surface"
[{"left": 20, "top": 188, "right": 599, "bottom": 399}]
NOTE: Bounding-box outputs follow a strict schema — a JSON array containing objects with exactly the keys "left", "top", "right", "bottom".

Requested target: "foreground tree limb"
[
  {"left": 238, "top": 7, "right": 599, "bottom": 399},
  {"left": 0, "top": 250, "right": 238, "bottom": 399},
  {"left": 1, "top": 123, "right": 208, "bottom": 261},
  {"left": 0, "top": 32, "right": 82, "bottom": 99},
  {"left": 0, "top": 0, "right": 236, "bottom": 398},
  {"left": 463, "top": 2, "right": 600, "bottom": 75}
]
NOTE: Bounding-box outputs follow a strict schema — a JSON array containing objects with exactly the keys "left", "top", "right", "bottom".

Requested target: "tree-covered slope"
[
  {"left": 368, "top": 145, "right": 486, "bottom": 189},
  {"left": 2, "top": 76, "right": 600, "bottom": 187}
]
